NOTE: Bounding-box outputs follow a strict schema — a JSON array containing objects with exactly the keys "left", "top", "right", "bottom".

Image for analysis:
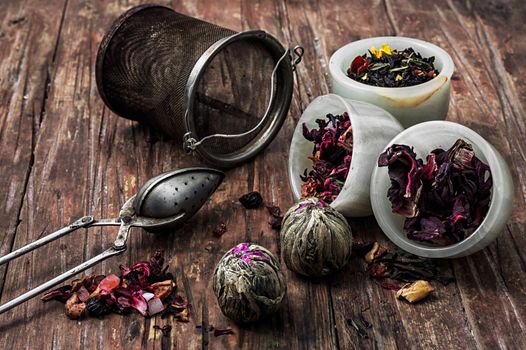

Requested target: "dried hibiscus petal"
[
  {"left": 41, "top": 285, "right": 72, "bottom": 303},
  {"left": 378, "top": 144, "right": 423, "bottom": 217},
  {"left": 379, "top": 139, "right": 492, "bottom": 245},
  {"left": 300, "top": 113, "right": 353, "bottom": 204}
]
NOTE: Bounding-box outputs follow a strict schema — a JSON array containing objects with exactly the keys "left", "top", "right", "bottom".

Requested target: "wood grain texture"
[{"left": 0, "top": 0, "right": 524, "bottom": 349}]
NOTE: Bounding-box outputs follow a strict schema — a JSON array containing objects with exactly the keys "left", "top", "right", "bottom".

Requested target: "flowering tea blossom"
[{"left": 229, "top": 243, "right": 269, "bottom": 264}]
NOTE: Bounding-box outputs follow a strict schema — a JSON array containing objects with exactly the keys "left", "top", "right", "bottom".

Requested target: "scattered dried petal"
[
  {"left": 364, "top": 242, "right": 386, "bottom": 263},
  {"left": 212, "top": 223, "right": 227, "bottom": 237},
  {"left": 380, "top": 283, "right": 401, "bottom": 291},
  {"left": 213, "top": 328, "right": 234, "bottom": 337},
  {"left": 41, "top": 286, "right": 72, "bottom": 303},
  {"left": 148, "top": 297, "right": 165, "bottom": 316},
  {"left": 396, "top": 280, "right": 434, "bottom": 303},
  {"left": 153, "top": 325, "right": 172, "bottom": 337}
]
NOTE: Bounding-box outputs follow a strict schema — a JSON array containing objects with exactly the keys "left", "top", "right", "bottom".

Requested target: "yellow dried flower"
[
  {"left": 395, "top": 74, "right": 403, "bottom": 81},
  {"left": 370, "top": 46, "right": 382, "bottom": 58},
  {"left": 381, "top": 43, "right": 393, "bottom": 56},
  {"left": 396, "top": 280, "right": 434, "bottom": 303},
  {"left": 370, "top": 43, "right": 394, "bottom": 59}
]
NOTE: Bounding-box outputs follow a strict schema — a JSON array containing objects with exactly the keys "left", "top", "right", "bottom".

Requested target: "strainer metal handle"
[{"left": 182, "top": 45, "right": 304, "bottom": 153}]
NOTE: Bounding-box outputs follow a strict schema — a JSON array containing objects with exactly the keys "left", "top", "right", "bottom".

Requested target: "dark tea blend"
[{"left": 347, "top": 43, "right": 439, "bottom": 88}]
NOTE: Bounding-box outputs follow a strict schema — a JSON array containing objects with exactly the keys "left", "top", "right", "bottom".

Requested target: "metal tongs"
[{"left": 0, "top": 168, "right": 224, "bottom": 314}]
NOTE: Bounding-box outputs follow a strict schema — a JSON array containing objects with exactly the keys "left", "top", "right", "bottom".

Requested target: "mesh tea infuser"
[
  {"left": 0, "top": 168, "right": 224, "bottom": 314},
  {"left": 96, "top": 4, "right": 303, "bottom": 168}
]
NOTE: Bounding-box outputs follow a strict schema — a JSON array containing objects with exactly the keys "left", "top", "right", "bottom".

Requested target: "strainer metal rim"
[
  {"left": 95, "top": 3, "right": 171, "bottom": 121},
  {"left": 184, "top": 30, "right": 294, "bottom": 168}
]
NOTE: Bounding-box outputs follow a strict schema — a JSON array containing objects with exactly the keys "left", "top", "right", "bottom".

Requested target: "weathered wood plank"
[{"left": 0, "top": 0, "right": 525, "bottom": 349}]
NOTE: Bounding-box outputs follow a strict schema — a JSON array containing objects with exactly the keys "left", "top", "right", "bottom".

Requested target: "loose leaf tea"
[
  {"left": 213, "top": 243, "right": 286, "bottom": 323},
  {"left": 378, "top": 139, "right": 492, "bottom": 245},
  {"left": 347, "top": 43, "right": 439, "bottom": 87},
  {"left": 42, "top": 251, "right": 188, "bottom": 320},
  {"left": 281, "top": 198, "right": 353, "bottom": 277},
  {"left": 355, "top": 241, "right": 454, "bottom": 285},
  {"left": 300, "top": 112, "right": 353, "bottom": 204}
]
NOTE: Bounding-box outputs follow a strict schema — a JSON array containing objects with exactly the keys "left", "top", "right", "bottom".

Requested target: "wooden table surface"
[{"left": 1, "top": 0, "right": 525, "bottom": 349}]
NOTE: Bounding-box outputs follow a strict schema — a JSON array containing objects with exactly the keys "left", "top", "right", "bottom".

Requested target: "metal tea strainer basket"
[{"left": 96, "top": 4, "right": 303, "bottom": 168}]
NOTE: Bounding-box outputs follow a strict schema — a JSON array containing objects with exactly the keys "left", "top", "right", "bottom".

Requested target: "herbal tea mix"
[
  {"left": 347, "top": 43, "right": 439, "bottom": 88},
  {"left": 300, "top": 112, "right": 353, "bottom": 203},
  {"left": 378, "top": 139, "right": 492, "bottom": 245}
]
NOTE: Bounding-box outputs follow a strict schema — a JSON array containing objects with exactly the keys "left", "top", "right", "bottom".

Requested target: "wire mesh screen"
[
  {"left": 192, "top": 38, "right": 275, "bottom": 154},
  {"left": 96, "top": 4, "right": 294, "bottom": 167}
]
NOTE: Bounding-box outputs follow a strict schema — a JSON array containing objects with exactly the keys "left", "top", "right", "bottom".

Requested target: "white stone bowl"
[
  {"left": 370, "top": 121, "right": 514, "bottom": 258},
  {"left": 288, "top": 94, "right": 403, "bottom": 217},
  {"left": 329, "top": 36, "right": 454, "bottom": 128}
]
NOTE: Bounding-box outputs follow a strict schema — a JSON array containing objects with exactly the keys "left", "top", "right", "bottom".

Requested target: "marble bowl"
[
  {"left": 329, "top": 36, "right": 454, "bottom": 128},
  {"left": 288, "top": 94, "right": 403, "bottom": 217},
  {"left": 370, "top": 121, "right": 514, "bottom": 258}
]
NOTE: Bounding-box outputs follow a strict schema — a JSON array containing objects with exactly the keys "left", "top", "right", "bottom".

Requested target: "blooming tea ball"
[
  {"left": 280, "top": 198, "right": 353, "bottom": 277},
  {"left": 213, "top": 243, "right": 286, "bottom": 323}
]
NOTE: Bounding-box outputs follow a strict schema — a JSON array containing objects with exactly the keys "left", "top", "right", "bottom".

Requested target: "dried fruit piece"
[
  {"left": 267, "top": 205, "right": 283, "bottom": 230},
  {"left": 396, "top": 280, "right": 434, "bottom": 303},
  {"left": 65, "top": 293, "right": 86, "bottom": 320},
  {"left": 364, "top": 242, "right": 386, "bottom": 263},
  {"left": 42, "top": 251, "right": 186, "bottom": 322},
  {"left": 85, "top": 297, "right": 111, "bottom": 316},
  {"left": 212, "top": 223, "right": 227, "bottom": 237},
  {"left": 239, "top": 191, "right": 263, "bottom": 209},
  {"left": 152, "top": 280, "right": 175, "bottom": 300}
]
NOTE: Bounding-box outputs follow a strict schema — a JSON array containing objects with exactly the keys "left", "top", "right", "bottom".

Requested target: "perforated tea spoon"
[{"left": 0, "top": 167, "right": 224, "bottom": 314}]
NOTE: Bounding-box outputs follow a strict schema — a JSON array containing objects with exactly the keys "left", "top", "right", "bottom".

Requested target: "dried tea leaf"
[
  {"left": 153, "top": 325, "right": 172, "bottom": 337},
  {"left": 213, "top": 328, "right": 234, "bottom": 337}
]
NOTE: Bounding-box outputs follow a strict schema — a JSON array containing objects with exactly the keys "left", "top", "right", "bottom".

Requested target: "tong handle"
[
  {"left": 0, "top": 216, "right": 97, "bottom": 266},
  {"left": 0, "top": 247, "right": 125, "bottom": 314}
]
